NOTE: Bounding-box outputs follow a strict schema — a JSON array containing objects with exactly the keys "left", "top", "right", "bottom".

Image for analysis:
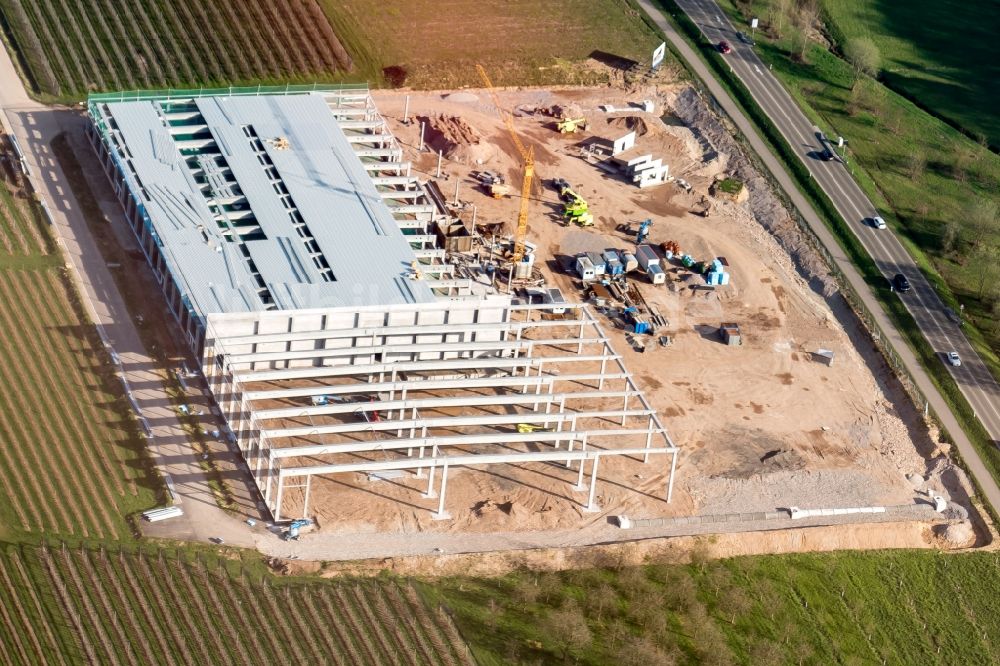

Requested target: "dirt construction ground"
[{"left": 277, "top": 81, "right": 972, "bottom": 546}]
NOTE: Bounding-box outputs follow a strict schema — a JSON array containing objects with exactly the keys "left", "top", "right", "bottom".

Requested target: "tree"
[
  {"left": 966, "top": 199, "right": 998, "bottom": 252},
  {"left": 941, "top": 219, "right": 961, "bottom": 255},
  {"left": 584, "top": 583, "right": 618, "bottom": 623},
  {"left": 972, "top": 245, "right": 1000, "bottom": 297},
  {"left": 544, "top": 601, "right": 592, "bottom": 660},
  {"left": 843, "top": 37, "right": 881, "bottom": 81},
  {"left": 719, "top": 586, "right": 753, "bottom": 625},
  {"left": 512, "top": 576, "right": 541, "bottom": 608},
  {"left": 768, "top": 0, "right": 793, "bottom": 37},
  {"left": 793, "top": 0, "right": 819, "bottom": 61},
  {"left": 616, "top": 636, "right": 679, "bottom": 666},
  {"left": 905, "top": 150, "right": 926, "bottom": 179}
]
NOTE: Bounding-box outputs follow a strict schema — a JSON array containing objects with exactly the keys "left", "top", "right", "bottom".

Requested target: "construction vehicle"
[
  {"left": 556, "top": 117, "right": 587, "bottom": 133},
  {"left": 636, "top": 219, "right": 653, "bottom": 244},
  {"left": 566, "top": 210, "right": 594, "bottom": 226},
  {"left": 517, "top": 423, "right": 552, "bottom": 433},
  {"left": 477, "top": 64, "right": 533, "bottom": 263},
  {"left": 284, "top": 519, "right": 312, "bottom": 541},
  {"left": 474, "top": 171, "right": 511, "bottom": 198},
  {"left": 552, "top": 177, "right": 593, "bottom": 225}
]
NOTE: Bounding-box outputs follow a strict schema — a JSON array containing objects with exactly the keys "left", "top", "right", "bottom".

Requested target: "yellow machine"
[
  {"left": 556, "top": 117, "right": 587, "bottom": 133},
  {"left": 488, "top": 182, "right": 511, "bottom": 199},
  {"left": 477, "top": 64, "right": 534, "bottom": 263},
  {"left": 517, "top": 423, "right": 552, "bottom": 433}
]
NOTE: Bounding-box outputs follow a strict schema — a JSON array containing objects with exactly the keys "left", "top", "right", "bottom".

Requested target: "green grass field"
[
  {"left": 0, "top": 169, "right": 160, "bottom": 542},
  {"left": 715, "top": 0, "right": 1000, "bottom": 383},
  {"left": 822, "top": 0, "right": 1000, "bottom": 148},
  {"left": 428, "top": 550, "right": 1000, "bottom": 665}
]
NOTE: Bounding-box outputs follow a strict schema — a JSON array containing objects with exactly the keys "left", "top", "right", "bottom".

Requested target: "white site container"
[
  {"left": 575, "top": 255, "right": 596, "bottom": 281},
  {"left": 647, "top": 263, "right": 666, "bottom": 285},
  {"left": 635, "top": 244, "right": 660, "bottom": 270}
]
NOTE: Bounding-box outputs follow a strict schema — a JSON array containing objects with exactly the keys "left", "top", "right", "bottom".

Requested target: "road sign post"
[
  {"left": 751, "top": 17, "right": 758, "bottom": 42},
  {"left": 651, "top": 42, "right": 666, "bottom": 71}
]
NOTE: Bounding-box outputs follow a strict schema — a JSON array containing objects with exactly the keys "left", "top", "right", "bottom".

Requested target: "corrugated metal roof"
[{"left": 103, "top": 93, "right": 434, "bottom": 316}]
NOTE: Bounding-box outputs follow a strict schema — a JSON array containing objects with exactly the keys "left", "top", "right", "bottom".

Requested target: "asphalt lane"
[
  {"left": 635, "top": 0, "right": 1000, "bottom": 509},
  {"left": 673, "top": 1, "right": 1000, "bottom": 438}
]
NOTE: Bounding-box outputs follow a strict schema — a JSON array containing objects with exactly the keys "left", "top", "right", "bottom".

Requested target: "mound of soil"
[
  {"left": 606, "top": 115, "right": 650, "bottom": 137},
  {"left": 416, "top": 114, "right": 495, "bottom": 164}
]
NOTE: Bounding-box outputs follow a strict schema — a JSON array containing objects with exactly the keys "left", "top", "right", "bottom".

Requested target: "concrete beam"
[
  {"left": 237, "top": 354, "right": 619, "bottom": 383},
  {"left": 260, "top": 390, "right": 638, "bottom": 426},
  {"left": 278, "top": 446, "right": 674, "bottom": 478},
  {"left": 272, "top": 429, "right": 673, "bottom": 460},
  {"left": 243, "top": 372, "right": 629, "bottom": 401}
]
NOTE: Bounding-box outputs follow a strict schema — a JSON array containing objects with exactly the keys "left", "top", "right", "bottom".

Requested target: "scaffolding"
[{"left": 203, "top": 298, "right": 679, "bottom": 521}]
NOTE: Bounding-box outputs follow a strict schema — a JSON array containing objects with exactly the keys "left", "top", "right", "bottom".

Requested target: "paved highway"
[{"left": 637, "top": 0, "right": 1000, "bottom": 510}]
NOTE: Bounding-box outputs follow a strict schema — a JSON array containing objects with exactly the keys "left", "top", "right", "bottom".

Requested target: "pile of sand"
[
  {"left": 606, "top": 114, "right": 651, "bottom": 137},
  {"left": 939, "top": 521, "right": 974, "bottom": 545},
  {"left": 417, "top": 114, "right": 496, "bottom": 164}
]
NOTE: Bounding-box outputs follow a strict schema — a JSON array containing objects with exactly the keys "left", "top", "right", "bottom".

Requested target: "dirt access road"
[{"left": 0, "top": 45, "right": 259, "bottom": 546}]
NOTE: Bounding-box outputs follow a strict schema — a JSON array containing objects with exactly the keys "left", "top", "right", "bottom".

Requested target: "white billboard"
[{"left": 651, "top": 42, "right": 666, "bottom": 70}]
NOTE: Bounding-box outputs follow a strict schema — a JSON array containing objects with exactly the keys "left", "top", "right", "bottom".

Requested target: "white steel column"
[
  {"left": 644, "top": 415, "right": 654, "bottom": 463},
  {"left": 302, "top": 475, "right": 312, "bottom": 518},
  {"left": 574, "top": 435, "right": 589, "bottom": 490},
  {"left": 584, "top": 456, "right": 601, "bottom": 512},
  {"left": 621, "top": 392, "right": 629, "bottom": 426},
  {"left": 432, "top": 461, "right": 451, "bottom": 519},
  {"left": 423, "top": 444, "right": 439, "bottom": 498},
  {"left": 666, "top": 450, "right": 678, "bottom": 503},
  {"left": 274, "top": 475, "right": 285, "bottom": 522}
]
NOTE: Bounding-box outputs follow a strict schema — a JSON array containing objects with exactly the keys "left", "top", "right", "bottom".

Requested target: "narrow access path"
[{"left": 0, "top": 44, "right": 258, "bottom": 545}]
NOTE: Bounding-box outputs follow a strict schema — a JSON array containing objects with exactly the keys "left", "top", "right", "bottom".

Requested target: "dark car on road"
[
  {"left": 819, "top": 147, "right": 835, "bottom": 161},
  {"left": 892, "top": 273, "right": 911, "bottom": 293},
  {"left": 717, "top": 40, "right": 732, "bottom": 54}
]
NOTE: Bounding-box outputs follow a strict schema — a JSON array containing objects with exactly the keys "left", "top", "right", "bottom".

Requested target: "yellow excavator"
[
  {"left": 556, "top": 117, "right": 587, "bottom": 133},
  {"left": 477, "top": 64, "right": 533, "bottom": 263}
]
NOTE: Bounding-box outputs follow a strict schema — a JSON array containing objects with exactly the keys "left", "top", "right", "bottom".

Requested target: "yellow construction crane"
[{"left": 476, "top": 64, "right": 533, "bottom": 263}]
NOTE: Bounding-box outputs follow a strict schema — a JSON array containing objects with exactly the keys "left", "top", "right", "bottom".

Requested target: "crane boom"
[{"left": 476, "top": 64, "right": 533, "bottom": 263}]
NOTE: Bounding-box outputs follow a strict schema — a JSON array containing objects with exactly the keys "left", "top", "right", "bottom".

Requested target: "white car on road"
[
  {"left": 871, "top": 216, "right": 887, "bottom": 230},
  {"left": 946, "top": 351, "right": 962, "bottom": 367}
]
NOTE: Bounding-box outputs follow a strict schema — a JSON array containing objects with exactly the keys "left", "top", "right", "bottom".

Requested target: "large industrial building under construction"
[{"left": 87, "top": 85, "right": 678, "bottom": 523}]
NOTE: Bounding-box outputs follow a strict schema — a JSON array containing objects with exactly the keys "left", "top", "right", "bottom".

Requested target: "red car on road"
[{"left": 717, "top": 40, "right": 732, "bottom": 54}]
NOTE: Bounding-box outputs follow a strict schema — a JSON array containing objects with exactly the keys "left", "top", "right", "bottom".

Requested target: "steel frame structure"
[{"left": 203, "top": 298, "right": 678, "bottom": 521}]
